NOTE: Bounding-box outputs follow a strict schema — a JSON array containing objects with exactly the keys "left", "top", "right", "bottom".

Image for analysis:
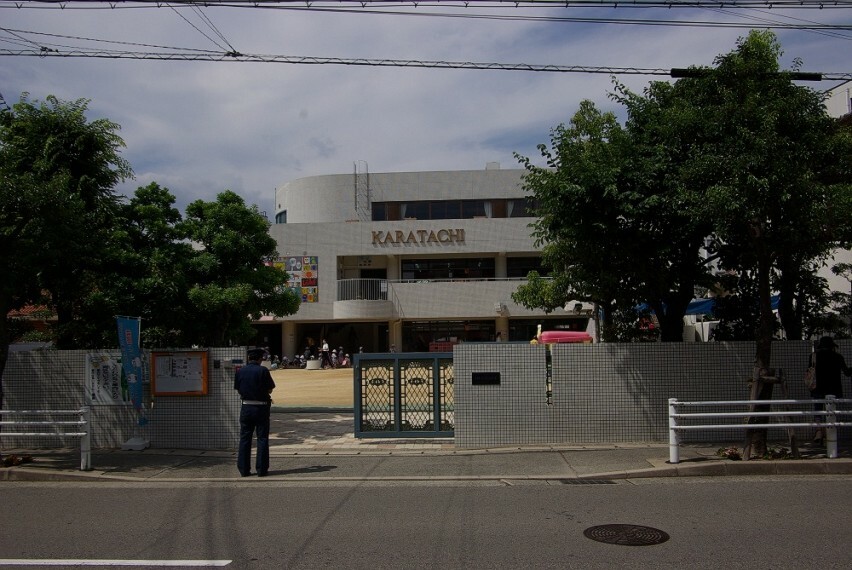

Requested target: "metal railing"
[
  {"left": 337, "top": 278, "right": 388, "bottom": 301},
  {"left": 668, "top": 396, "right": 851, "bottom": 464},
  {"left": 0, "top": 407, "right": 92, "bottom": 470},
  {"left": 336, "top": 277, "right": 533, "bottom": 301}
]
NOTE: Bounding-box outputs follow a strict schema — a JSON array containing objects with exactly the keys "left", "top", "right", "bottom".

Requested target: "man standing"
[{"left": 234, "top": 348, "right": 276, "bottom": 477}]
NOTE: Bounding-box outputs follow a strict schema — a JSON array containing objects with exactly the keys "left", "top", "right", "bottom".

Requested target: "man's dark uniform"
[{"left": 234, "top": 349, "right": 276, "bottom": 476}]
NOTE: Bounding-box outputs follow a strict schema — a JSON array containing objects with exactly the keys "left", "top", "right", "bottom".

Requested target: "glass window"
[
  {"left": 401, "top": 202, "right": 428, "bottom": 220},
  {"left": 401, "top": 258, "right": 495, "bottom": 280},
  {"left": 507, "top": 256, "right": 549, "bottom": 278},
  {"left": 461, "top": 200, "right": 487, "bottom": 218},
  {"left": 508, "top": 198, "right": 538, "bottom": 217},
  {"left": 275, "top": 210, "right": 287, "bottom": 224},
  {"left": 371, "top": 203, "right": 387, "bottom": 221},
  {"left": 430, "top": 200, "right": 462, "bottom": 220}
]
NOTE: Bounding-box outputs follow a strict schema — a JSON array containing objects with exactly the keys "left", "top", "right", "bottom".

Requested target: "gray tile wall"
[
  {"left": 3, "top": 347, "right": 244, "bottom": 450},
  {"left": 455, "top": 341, "right": 851, "bottom": 447}
]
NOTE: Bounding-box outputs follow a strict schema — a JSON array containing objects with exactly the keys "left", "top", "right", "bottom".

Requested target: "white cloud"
[{"left": 2, "top": 4, "right": 848, "bottom": 215}]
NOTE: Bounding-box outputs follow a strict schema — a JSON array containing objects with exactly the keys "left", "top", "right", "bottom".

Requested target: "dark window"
[
  {"left": 508, "top": 198, "right": 538, "bottom": 217},
  {"left": 401, "top": 258, "right": 495, "bottom": 280},
  {"left": 430, "top": 200, "right": 461, "bottom": 220},
  {"left": 462, "top": 200, "right": 487, "bottom": 218},
  {"left": 507, "top": 256, "right": 549, "bottom": 278},
  {"left": 371, "top": 203, "right": 387, "bottom": 221},
  {"left": 275, "top": 210, "right": 287, "bottom": 224},
  {"left": 370, "top": 198, "right": 534, "bottom": 221},
  {"left": 401, "top": 202, "right": 428, "bottom": 220}
]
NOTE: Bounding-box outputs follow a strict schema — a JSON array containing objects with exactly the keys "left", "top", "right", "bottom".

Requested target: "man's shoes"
[
  {"left": 240, "top": 472, "right": 253, "bottom": 477},
  {"left": 257, "top": 472, "right": 268, "bottom": 477}
]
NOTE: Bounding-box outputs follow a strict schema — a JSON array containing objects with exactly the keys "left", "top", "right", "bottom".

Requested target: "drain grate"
[
  {"left": 583, "top": 524, "right": 670, "bottom": 546},
  {"left": 555, "top": 479, "right": 616, "bottom": 485}
]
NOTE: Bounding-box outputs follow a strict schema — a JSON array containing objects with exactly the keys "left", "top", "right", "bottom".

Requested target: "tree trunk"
[{"left": 748, "top": 243, "right": 776, "bottom": 457}]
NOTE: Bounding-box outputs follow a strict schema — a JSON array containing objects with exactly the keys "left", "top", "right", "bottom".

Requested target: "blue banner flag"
[{"left": 116, "top": 316, "right": 146, "bottom": 423}]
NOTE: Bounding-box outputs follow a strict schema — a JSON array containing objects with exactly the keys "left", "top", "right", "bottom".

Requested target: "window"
[
  {"left": 462, "top": 200, "right": 487, "bottom": 218},
  {"left": 370, "top": 198, "right": 531, "bottom": 221},
  {"left": 508, "top": 198, "right": 538, "bottom": 218},
  {"left": 507, "top": 256, "right": 549, "bottom": 278},
  {"left": 371, "top": 203, "right": 387, "bottom": 221},
  {"left": 275, "top": 210, "right": 287, "bottom": 224},
  {"left": 401, "top": 258, "right": 495, "bottom": 280},
  {"left": 400, "top": 202, "right": 428, "bottom": 220}
]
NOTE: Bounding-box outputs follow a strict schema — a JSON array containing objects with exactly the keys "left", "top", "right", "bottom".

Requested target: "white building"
[
  {"left": 260, "top": 164, "right": 592, "bottom": 358},
  {"left": 820, "top": 81, "right": 852, "bottom": 298}
]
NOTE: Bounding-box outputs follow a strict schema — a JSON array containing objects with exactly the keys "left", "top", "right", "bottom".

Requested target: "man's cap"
[{"left": 247, "top": 348, "right": 265, "bottom": 360}]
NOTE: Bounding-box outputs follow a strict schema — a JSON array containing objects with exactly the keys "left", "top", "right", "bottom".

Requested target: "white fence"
[
  {"left": 668, "top": 396, "right": 852, "bottom": 464},
  {"left": 0, "top": 407, "right": 92, "bottom": 470}
]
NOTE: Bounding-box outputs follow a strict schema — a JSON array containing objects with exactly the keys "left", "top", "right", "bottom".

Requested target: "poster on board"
[
  {"left": 85, "top": 352, "right": 131, "bottom": 406},
  {"left": 151, "top": 350, "right": 209, "bottom": 396}
]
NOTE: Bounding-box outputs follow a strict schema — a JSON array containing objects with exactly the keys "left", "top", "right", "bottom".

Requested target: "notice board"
[{"left": 151, "top": 350, "right": 209, "bottom": 396}]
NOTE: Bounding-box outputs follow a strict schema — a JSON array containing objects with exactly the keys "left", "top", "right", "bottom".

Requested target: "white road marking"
[{"left": 0, "top": 561, "right": 231, "bottom": 567}]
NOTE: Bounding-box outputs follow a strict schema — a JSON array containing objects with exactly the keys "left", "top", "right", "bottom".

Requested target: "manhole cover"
[{"left": 583, "top": 524, "right": 670, "bottom": 546}]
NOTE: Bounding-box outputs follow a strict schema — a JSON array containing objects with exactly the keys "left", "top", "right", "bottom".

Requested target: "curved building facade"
[{"left": 260, "top": 164, "right": 592, "bottom": 360}]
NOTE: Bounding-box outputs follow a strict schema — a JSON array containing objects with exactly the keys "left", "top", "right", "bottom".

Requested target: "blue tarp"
[{"left": 638, "top": 295, "right": 780, "bottom": 317}]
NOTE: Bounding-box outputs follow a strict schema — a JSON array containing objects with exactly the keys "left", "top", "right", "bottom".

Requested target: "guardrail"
[
  {"left": 0, "top": 407, "right": 91, "bottom": 470},
  {"left": 668, "top": 396, "right": 851, "bottom": 464}
]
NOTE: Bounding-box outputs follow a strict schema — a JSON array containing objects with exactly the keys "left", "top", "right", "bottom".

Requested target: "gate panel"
[{"left": 355, "top": 352, "right": 453, "bottom": 438}]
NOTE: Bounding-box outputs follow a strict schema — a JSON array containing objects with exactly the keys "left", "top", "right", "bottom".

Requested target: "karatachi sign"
[{"left": 371, "top": 228, "right": 465, "bottom": 246}]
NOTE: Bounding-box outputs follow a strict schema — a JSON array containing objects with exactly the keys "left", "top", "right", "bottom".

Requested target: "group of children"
[{"left": 265, "top": 349, "right": 351, "bottom": 370}]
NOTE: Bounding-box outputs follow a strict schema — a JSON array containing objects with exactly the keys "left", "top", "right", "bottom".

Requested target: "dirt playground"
[{"left": 268, "top": 366, "right": 355, "bottom": 408}]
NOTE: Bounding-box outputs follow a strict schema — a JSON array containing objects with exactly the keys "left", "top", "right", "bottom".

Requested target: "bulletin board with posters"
[
  {"left": 151, "top": 350, "right": 209, "bottom": 396},
  {"left": 277, "top": 256, "right": 319, "bottom": 303}
]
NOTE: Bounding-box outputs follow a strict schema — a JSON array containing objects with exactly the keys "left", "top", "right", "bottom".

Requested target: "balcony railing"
[
  {"left": 337, "top": 278, "right": 389, "bottom": 301},
  {"left": 337, "top": 277, "right": 532, "bottom": 302}
]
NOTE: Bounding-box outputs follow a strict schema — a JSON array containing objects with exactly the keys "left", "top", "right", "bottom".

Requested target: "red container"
[{"left": 539, "top": 331, "right": 593, "bottom": 344}]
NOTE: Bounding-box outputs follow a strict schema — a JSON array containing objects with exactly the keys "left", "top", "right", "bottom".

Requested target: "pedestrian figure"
[
  {"left": 810, "top": 336, "right": 851, "bottom": 445},
  {"left": 234, "top": 347, "right": 275, "bottom": 477},
  {"left": 321, "top": 339, "right": 331, "bottom": 368}
]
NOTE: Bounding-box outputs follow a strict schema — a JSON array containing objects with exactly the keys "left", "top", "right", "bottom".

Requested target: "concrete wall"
[
  {"left": 2, "top": 347, "right": 243, "bottom": 450},
  {"left": 454, "top": 340, "right": 851, "bottom": 448}
]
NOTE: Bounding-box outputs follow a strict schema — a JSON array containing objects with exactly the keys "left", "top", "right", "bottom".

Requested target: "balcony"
[
  {"left": 335, "top": 277, "right": 546, "bottom": 320},
  {"left": 334, "top": 279, "right": 393, "bottom": 319}
]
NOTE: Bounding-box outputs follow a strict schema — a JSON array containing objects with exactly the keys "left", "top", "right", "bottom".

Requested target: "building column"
[
  {"left": 496, "top": 251, "right": 507, "bottom": 279},
  {"left": 495, "top": 316, "right": 509, "bottom": 341},
  {"left": 386, "top": 254, "right": 399, "bottom": 280},
  {"left": 282, "top": 321, "right": 297, "bottom": 360},
  {"left": 389, "top": 320, "right": 403, "bottom": 352}
]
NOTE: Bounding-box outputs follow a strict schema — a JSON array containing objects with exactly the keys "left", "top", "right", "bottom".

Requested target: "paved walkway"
[{"left": 3, "top": 411, "right": 852, "bottom": 482}]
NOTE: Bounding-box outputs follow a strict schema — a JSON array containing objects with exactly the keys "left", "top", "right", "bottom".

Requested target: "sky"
[{"left": 1, "top": 1, "right": 850, "bottom": 218}]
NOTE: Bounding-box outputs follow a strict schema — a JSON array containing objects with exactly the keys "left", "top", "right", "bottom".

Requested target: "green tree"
[
  {"left": 512, "top": 101, "right": 639, "bottom": 341},
  {"left": 668, "top": 31, "right": 851, "bottom": 367},
  {"left": 181, "top": 190, "right": 300, "bottom": 346},
  {"left": 1, "top": 94, "right": 130, "bottom": 408},
  {"left": 71, "top": 182, "right": 195, "bottom": 348},
  {"left": 513, "top": 95, "right": 716, "bottom": 341},
  {"left": 0, "top": 94, "right": 132, "bottom": 350}
]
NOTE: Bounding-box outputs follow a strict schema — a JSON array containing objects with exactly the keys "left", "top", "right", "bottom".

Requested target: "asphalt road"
[{"left": 1, "top": 477, "right": 850, "bottom": 569}]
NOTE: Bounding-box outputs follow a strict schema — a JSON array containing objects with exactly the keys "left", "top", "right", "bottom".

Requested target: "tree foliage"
[
  {"left": 181, "top": 190, "right": 300, "bottom": 347},
  {"left": 0, "top": 94, "right": 133, "bottom": 351},
  {"left": 1, "top": 93, "right": 300, "bottom": 401},
  {"left": 513, "top": 31, "right": 852, "bottom": 355}
]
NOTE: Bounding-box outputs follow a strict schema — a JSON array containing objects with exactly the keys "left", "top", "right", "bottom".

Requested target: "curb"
[{"left": 4, "top": 458, "right": 851, "bottom": 483}]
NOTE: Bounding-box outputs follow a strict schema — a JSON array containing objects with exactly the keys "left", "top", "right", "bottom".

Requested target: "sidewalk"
[{"left": 3, "top": 411, "right": 851, "bottom": 483}]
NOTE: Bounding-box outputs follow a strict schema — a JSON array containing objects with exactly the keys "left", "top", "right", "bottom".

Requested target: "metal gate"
[{"left": 354, "top": 352, "right": 454, "bottom": 438}]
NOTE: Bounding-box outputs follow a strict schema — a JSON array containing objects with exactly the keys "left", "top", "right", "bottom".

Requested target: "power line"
[
  {"left": 4, "top": 1, "right": 852, "bottom": 8},
  {"left": 2, "top": 47, "right": 849, "bottom": 80}
]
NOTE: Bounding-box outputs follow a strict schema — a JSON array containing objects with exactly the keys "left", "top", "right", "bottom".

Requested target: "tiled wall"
[
  {"left": 455, "top": 341, "right": 849, "bottom": 448},
  {"left": 3, "top": 348, "right": 244, "bottom": 450}
]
